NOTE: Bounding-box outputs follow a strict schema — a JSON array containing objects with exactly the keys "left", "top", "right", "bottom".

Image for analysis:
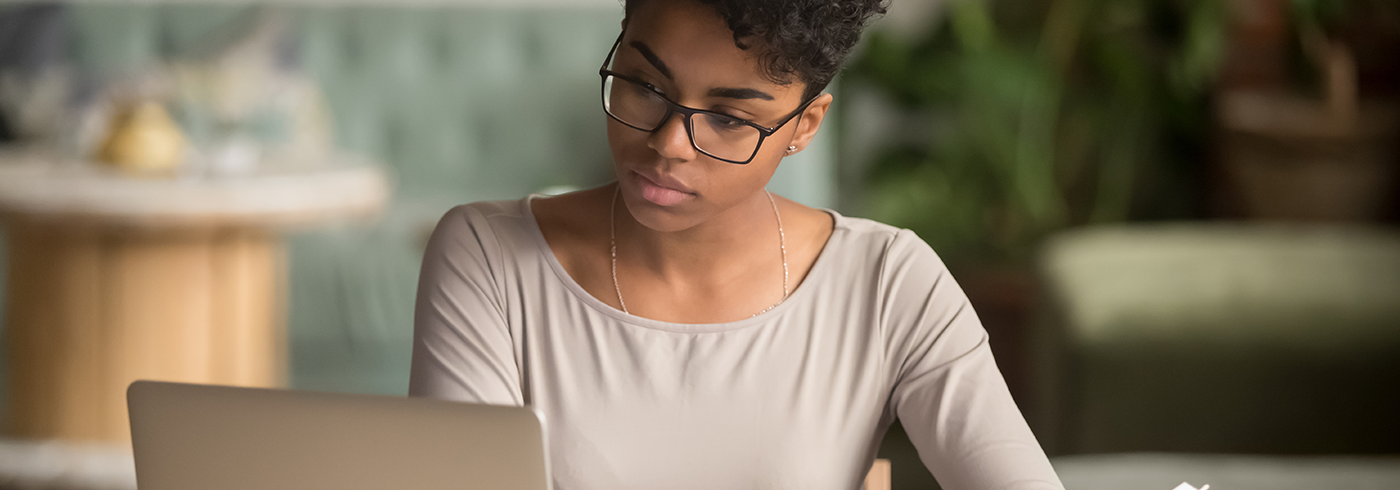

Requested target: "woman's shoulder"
[
  {"left": 437, "top": 192, "right": 583, "bottom": 239},
  {"left": 441, "top": 197, "right": 531, "bottom": 225},
  {"left": 426, "top": 197, "right": 543, "bottom": 264},
  {"left": 829, "top": 212, "right": 902, "bottom": 243},
  {"left": 827, "top": 213, "right": 946, "bottom": 272}
]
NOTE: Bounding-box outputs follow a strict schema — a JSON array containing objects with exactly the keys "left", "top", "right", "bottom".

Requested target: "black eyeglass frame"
[{"left": 598, "top": 32, "right": 818, "bottom": 165}]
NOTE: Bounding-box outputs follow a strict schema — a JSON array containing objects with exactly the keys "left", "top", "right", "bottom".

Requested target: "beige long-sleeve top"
[{"left": 409, "top": 197, "right": 1064, "bottom": 490}]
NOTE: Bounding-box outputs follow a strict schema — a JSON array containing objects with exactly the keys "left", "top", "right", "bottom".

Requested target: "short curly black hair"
[{"left": 624, "top": 0, "right": 889, "bottom": 101}]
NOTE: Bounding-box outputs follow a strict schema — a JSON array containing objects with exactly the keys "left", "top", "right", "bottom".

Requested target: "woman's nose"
[{"left": 646, "top": 112, "right": 697, "bottom": 161}]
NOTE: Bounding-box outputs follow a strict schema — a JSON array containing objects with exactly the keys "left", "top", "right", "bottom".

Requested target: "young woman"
[{"left": 410, "top": 0, "right": 1064, "bottom": 489}]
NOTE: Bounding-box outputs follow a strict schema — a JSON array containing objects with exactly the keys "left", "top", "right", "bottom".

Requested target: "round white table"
[{"left": 0, "top": 150, "right": 390, "bottom": 443}]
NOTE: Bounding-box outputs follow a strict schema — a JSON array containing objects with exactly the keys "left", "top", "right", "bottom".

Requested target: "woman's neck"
[{"left": 613, "top": 187, "right": 782, "bottom": 284}]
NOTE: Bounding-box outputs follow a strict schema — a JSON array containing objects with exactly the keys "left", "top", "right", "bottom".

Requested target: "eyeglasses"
[{"left": 598, "top": 32, "right": 817, "bottom": 165}]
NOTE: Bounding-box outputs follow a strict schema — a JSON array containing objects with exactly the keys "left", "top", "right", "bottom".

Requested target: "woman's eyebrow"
[
  {"left": 708, "top": 87, "right": 775, "bottom": 101},
  {"left": 628, "top": 40, "right": 775, "bottom": 102},
  {"left": 628, "top": 41, "right": 673, "bottom": 80}
]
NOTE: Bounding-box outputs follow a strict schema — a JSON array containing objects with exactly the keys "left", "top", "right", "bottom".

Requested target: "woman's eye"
[
  {"left": 705, "top": 113, "right": 749, "bottom": 132},
  {"left": 638, "top": 80, "right": 663, "bottom": 95},
  {"left": 721, "top": 112, "right": 752, "bottom": 125}
]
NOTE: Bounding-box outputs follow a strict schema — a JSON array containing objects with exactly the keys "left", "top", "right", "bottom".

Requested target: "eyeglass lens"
[{"left": 604, "top": 75, "right": 762, "bottom": 163}]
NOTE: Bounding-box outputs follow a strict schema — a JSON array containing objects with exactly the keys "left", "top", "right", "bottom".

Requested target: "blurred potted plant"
[
  {"left": 846, "top": 0, "right": 1228, "bottom": 269},
  {"left": 842, "top": 3, "right": 1230, "bottom": 449},
  {"left": 1214, "top": 0, "right": 1400, "bottom": 222}
]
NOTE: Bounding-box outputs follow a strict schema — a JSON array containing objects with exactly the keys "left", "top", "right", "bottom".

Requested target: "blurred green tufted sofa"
[
  {"left": 1034, "top": 224, "right": 1400, "bottom": 455},
  {"left": 0, "top": 2, "right": 839, "bottom": 397}
]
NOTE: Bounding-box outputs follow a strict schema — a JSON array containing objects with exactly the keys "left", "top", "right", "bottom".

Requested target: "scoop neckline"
[{"left": 522, "top": 193, "right": 845, "bottom": 334}]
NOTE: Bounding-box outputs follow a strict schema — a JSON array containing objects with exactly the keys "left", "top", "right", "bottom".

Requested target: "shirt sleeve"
[
  {"left": 408, "top": 204, "right": 524, "bottom": 406},
  {"left": 881, "top": 230, "right": 1063, "bottom": 490}
]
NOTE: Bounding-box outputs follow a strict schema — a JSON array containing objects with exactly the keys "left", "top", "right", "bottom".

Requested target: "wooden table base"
[{"left": 3, "top": 222, "right": 285, "bottom": 443}]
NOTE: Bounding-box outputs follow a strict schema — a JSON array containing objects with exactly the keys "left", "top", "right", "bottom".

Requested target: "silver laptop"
[{"left": 127, "top": 380, "right": 551, "bottom": 490}]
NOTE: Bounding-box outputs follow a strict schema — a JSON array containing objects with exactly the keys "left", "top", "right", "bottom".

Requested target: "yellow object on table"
[{"left": 96, "top": 101, "right": 186, "bottom": 173}]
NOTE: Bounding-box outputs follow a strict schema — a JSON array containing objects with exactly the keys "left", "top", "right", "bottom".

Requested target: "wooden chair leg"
[{"left": 863, "top": 458, "right": 891, "bottom": 490}]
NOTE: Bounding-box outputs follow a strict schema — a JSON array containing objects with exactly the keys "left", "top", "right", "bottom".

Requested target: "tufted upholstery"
[
  {"left": 1035, "top": 224, "right": 1400, "bottom": 454},
  {"left": 1, "top": 2, "right": 838, "bottom": 396},
  {"left": 60, "top": 3, "right": 834, "bottom": 204}
]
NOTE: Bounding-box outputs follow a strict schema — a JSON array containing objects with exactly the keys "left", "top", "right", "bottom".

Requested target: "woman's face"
[{"left": 607, "top": 0, "right": 830, "bottom": 232}]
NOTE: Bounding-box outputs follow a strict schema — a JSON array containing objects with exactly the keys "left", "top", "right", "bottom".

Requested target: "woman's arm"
[
  {"left": 408, "top": 204, "right": 524, "bottom": 406},
  {"left": 880, "top": 230, "right": 1063, "bottom": 490}
]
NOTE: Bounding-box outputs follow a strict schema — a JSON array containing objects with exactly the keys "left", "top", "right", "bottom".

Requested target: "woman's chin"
[{"left": 619, "top": 195, "right": 706, "bottom": 233}]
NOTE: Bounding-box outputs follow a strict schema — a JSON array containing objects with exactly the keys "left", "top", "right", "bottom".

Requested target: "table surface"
[
  {"left": 3, "top": 443, "right": 1400, "bottom": 490},
  {"left": 1053, "top": 453, "right": 1400, "bottom": 490},
  {"left": 0, "top": 150, "right": 391, "bottom": 229}
]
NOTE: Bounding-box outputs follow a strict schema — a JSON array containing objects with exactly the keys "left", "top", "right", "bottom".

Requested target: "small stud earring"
[{"left": 786, "top": 145, "right": 797, "bottom": 154}]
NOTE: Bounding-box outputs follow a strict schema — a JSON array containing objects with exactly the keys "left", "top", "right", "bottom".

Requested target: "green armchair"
[{"left": 1035, "top": 223, "right": 1400, "bottom": 455}]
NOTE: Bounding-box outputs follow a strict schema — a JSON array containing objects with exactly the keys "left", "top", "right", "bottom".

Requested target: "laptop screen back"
[{"left": 127, "top": 381, "right": 550, "bottom": 490}]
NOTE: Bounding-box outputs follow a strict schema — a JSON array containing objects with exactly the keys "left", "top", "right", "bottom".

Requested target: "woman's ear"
[{"left": 784, "top": 93, "right": 834, "bottom": 156}]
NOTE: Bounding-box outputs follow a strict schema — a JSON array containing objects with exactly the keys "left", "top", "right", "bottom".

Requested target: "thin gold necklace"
[{"left": 610, "top": 186, "right": 789, "bottom": 318}]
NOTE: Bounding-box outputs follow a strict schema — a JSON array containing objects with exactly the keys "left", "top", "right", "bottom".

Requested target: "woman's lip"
[
  {"left": 633, "top": 170, "right": 695, "bottom": 195},
  {"left": 633, "top": 171, "right": 694, "bottom": 206}
]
